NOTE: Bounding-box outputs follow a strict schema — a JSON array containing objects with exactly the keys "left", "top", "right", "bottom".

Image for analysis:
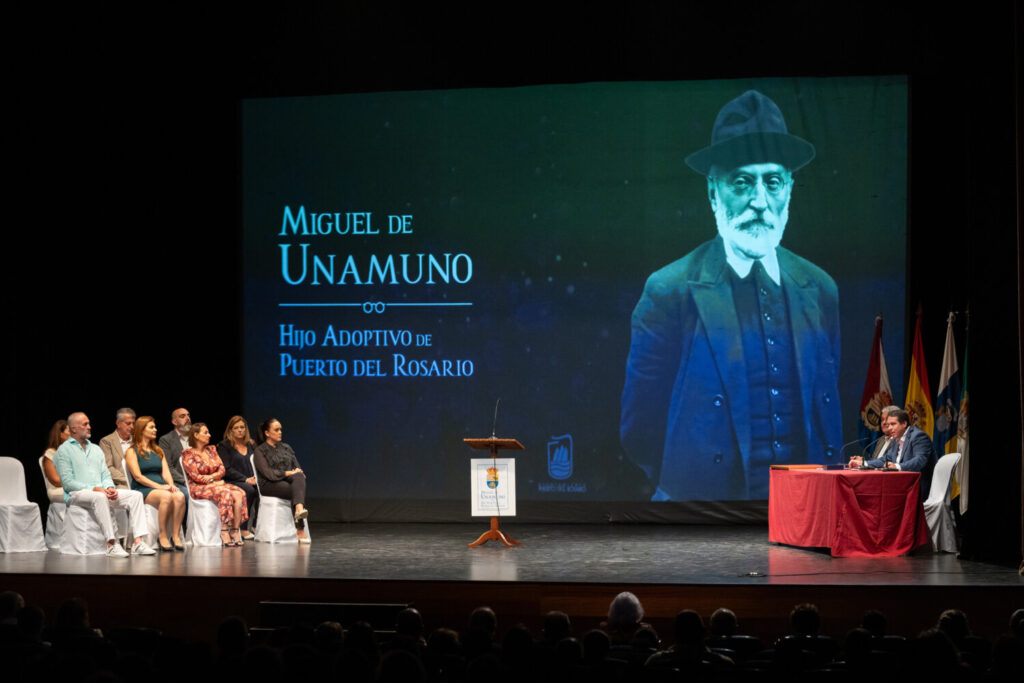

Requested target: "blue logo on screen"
[{"left": 547, "top": 434, "right": 573, "bottom": 480}]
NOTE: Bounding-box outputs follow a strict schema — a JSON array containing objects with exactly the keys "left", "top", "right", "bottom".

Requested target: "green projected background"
[{"left": 242, "top": 76, "right": 907, "bottom": 507}]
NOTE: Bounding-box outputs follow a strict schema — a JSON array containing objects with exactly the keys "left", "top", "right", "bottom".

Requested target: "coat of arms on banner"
[{"left": 470, "top": 458, "right": 516, "bottom": 517}]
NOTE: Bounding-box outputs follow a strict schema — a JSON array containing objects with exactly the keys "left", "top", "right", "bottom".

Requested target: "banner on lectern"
[{"left": 470, "top": 458, "right": 517, "bottom": 517}]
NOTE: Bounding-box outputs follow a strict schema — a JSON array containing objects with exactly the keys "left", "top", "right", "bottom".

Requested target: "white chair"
[
  {"left": 0, "top": 457, "right": 47, "bottom": 552},
  {"left": 122, "top": 461, "right": 168, "bottom": 547},
  {"left": 38, "top": 456, "right": 65, "bottom": 550},
  {"left": 183, "top": 475, "right": 228, "bottom": 547},
  {"left": 923, "top": 452, "right": 962, "bottom": 553},
  {"left": 60, "top": 505, "right": 110, "bottom": 555},
  {"left": 44, "top": 502, "right": 66, "bottom": 550},
  {"left": 60, "top": 490, "right": 131, "bottom": 556},
  {"left": 252, "top": 455, "right": 310, "bottom": 544}
]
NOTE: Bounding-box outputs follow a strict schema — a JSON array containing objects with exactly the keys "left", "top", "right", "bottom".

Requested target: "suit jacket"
[
  {"left": 870, "top": 435, "right": 892, "bottom": 459},
  {"left": 97, "top": 431, "right": 130, "bottom": 488},
  {"left": 866, "top": 424, "right": 936, "bottom": 495},
  {"left": 157, "top": 430, "right": 187, "bottom": 486},
  {"left": 621, "top": 237, "right": 842, "bottom": 501}
]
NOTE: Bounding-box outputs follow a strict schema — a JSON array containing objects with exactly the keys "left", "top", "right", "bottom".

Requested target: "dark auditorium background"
[{"left": 9, "top": 3, "right": 1022, "bottom": 568}]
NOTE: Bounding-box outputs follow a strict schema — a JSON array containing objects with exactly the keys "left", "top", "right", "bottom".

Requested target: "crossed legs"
[{"left": 260, "top": 473, "right": 308, "bottom": 540}]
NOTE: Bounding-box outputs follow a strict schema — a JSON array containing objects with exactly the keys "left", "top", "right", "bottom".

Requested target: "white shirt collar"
[{"left": 722, "top": 241, "right": 781, "bottom": 285}]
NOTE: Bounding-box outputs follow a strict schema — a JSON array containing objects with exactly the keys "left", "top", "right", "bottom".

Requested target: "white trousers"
[{"left": 68, "top": 489, "right": 147, "bottom": 541}]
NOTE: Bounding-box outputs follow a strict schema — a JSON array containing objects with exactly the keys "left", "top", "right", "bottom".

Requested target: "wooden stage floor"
[{"left": 3, "top": 523, "right": 1022, "bottom": 644}]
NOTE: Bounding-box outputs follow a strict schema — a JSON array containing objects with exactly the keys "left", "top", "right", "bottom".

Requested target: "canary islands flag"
[
  {"left": 955, "top": 320, "right": 970, "bottom": 513},
  {"left": 934, "top": 312, "right": 961, "bottom": 455}
]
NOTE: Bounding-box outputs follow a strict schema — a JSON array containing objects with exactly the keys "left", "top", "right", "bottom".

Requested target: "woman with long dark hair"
[
  {"left": 253, "top": 418, "right": 309, "bottom": 543},
  {"left": 41, "top": 420, "right": 70, "bottom": 503}
]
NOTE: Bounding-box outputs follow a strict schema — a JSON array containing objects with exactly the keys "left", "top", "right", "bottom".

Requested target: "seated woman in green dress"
[{"left": 125, "top": 416, "right": 187, "bottom": 551}]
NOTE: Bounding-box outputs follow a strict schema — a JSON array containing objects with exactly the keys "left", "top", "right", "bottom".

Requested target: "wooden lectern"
[{"left": 464, "top": 437, "right": 524, "bottom": 547}]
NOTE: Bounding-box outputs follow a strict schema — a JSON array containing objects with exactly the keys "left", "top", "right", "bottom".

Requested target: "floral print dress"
[{"left": 182, "top": 446, "right": 249, "bottom": 526}]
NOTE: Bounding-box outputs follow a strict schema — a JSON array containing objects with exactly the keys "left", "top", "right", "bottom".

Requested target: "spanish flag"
[{"left": 905, "top": 307, "right": 934, "bottom": 438}]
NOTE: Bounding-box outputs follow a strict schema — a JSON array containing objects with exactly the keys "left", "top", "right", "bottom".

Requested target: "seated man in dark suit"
[
  {"left": 850, "top": 408, "right": 936, "bottom": 495},
  {"left": 157, "top": 407, "right": 190, "bottom": 488},
  {"left": 865, "top": 404, "right": 901, "bottom": 461}
]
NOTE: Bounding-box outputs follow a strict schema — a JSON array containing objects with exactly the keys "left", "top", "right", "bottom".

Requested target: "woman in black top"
[
  {"left": 216, "top": 415, "right": 260, "bottom": 541},
  {"left": 253, "top": 418, "right": 309, "bottom": 543}
]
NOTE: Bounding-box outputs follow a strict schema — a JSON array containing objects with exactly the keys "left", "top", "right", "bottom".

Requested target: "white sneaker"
[
  {"left": 107, "top": 543, "right": 130, "bottom": 558},
  {"left": 131, "top": 540, "right": 156, "bottom": 556}
]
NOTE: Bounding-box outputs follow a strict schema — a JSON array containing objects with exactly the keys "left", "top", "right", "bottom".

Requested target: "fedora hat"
[{"left": 685, "top": 90, "right": 815, "bottom": 175}]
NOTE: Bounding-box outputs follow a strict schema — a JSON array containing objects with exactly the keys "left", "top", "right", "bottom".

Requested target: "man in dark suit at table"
[
  {"left": 865, "top": 404, "right": 900, "bottom": 460},
  {"left": 850, "top": 408, "right": 936, "bottom": 496}
]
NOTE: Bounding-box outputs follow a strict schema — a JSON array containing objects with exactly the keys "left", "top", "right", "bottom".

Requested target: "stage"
[{"left": 3, "top": 523, "right": 1022, "bottom": 645}]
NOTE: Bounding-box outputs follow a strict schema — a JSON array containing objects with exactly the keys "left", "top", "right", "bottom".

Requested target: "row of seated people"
[
  {"left": 40, "top": 408, "right": 310, "bottom": 555},
  {"left": 2, "top": 590, "right": 1022, "bottom": 683}
]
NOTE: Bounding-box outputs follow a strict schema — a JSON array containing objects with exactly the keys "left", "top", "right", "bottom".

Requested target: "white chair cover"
[
  {"left": 923, "top": 452, "right": 961, "bottom": 553},
  {"left": 252, "top": 454, "right": 310, "bottom": 544},
  {"left": 0, "top": 457, "right": 47, "bottom": 552},
  {"left": 141, "top": 504, "right": 185, "bottom": 548},
  {"left": 60, "top": 505, "right": 108, "bottom": 555},
  {"left": 184, "top": 476, "right": 226, "bottom": 547},
  {"left": 38, "top": 456, "right": 65, "bottom": 550},
  {"left": 42, "top": 454, "right": 130, "bottom": 549},
  {"left": 145, "top": 505, "right": 159, "bottom": 543},
  {"left": 45, "top": 503, "right": 65, "bottom": 550}
]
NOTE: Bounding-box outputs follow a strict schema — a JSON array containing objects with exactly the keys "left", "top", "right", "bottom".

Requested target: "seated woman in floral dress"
[{"left": 182, "top": 422, "right": 248, "bottom": 547}]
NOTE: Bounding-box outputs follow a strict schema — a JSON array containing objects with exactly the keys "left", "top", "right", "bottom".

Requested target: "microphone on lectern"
[{"left": 491, "top": 398, "right": 501, "bottom": 438}]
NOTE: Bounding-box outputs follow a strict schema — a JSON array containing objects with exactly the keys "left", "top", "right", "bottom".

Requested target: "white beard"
[{"left": 714, "top": 200, "right": 789, "bottom": 261}]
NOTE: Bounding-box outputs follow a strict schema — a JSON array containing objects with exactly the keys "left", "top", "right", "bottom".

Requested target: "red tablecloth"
[{"left": 768, "top": 469, "right": 930, "bottom": 557}]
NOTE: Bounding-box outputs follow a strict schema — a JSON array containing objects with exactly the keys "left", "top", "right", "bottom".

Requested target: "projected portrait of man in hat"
[{"left": 620, "top": 90, "right": 842, "bottom": 501}]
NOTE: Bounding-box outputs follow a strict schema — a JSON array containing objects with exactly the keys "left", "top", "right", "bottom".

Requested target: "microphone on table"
[{"left": 839, "top": 438, "right": 872, "bottom": 467}]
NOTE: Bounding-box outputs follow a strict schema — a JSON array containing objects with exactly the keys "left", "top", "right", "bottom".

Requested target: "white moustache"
[{"left": 732, "top": 213, "right": 778, "bottom": 233}]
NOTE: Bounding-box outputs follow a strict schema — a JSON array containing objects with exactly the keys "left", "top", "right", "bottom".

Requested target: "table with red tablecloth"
[{"left": 768, "top": 468, "right": 929, "bottom": 557}]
